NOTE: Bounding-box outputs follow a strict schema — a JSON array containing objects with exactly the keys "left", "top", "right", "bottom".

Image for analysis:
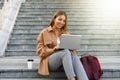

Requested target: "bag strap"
[
  {"left": 88, "top": 57, "right": 99, "bottom": 80},
  {"left": 81, "top": 53, "right": 91, "bottom": 57}
]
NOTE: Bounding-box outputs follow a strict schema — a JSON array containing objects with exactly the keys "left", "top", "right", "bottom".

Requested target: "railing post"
[
  {"left": 3, "top": 0, "right": 7, "bottom": 19},
  {"left": 0, "top": 9, "right": 2, "bottom": 30},
  {"left": 0, "top": 0, "right": 26, "bottom": 57},
  {"left": 0, "top": 0, "right": 4, "bottom": 30}
]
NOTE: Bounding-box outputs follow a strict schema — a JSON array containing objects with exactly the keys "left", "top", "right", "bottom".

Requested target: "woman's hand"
[
  {"left": 69, "top": 49, "right": 76, "bottom": 55},
  {"left": 53, "top": 45, "right": 59, "bottom": 51}
]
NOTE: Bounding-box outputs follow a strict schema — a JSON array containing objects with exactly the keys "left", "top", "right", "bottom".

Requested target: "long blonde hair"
[{"left": 48, "top": 10, "right": 69, "bottom": 33}]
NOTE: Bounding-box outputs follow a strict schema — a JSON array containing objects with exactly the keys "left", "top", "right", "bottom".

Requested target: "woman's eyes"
[{"left": 58, "top": 18, "right": 65, "bottom": 22}]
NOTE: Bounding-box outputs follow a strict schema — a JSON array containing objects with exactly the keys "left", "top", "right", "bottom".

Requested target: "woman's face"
[{"left": 54, "top": 15, "right": 66, "bottom": 29}]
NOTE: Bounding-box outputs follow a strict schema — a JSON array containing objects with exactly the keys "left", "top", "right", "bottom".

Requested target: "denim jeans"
[{"left": 48, "top": 49, "right": 88, "bottom": 80}]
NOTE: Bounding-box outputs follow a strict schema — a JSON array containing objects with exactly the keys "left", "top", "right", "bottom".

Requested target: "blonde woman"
[{"left": 36, "top": 10, "right": 88, "bottom": 80}]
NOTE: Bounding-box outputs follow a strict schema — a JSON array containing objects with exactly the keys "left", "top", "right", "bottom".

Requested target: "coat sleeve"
[{"left": 36, "top": 32, "right": 54, "bottom": 58}]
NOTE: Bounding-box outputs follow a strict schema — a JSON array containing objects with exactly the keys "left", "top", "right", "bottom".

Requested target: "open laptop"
[{"left": 59, "top": 34, "right": 81, "bottom": 49}]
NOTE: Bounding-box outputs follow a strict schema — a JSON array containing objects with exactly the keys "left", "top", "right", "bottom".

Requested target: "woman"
[{"left": 36, "top": 10, "right": 88, "bottom": 80}]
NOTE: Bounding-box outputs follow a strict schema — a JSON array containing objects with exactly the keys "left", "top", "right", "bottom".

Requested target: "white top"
[{"left": 57, "top": 38, "right": 60, "bottom": 46}]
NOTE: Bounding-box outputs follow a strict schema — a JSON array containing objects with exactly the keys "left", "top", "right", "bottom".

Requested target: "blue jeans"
[{"left": 48, "top": 49, "right": 88, "bottom": 80}]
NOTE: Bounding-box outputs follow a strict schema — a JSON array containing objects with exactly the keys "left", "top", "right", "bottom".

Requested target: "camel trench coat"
[{"left": 36, "top": 26, "right": 75, "bottom": 75}]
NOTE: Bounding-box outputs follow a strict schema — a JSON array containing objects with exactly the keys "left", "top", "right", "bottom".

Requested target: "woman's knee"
[
  {"left": 59, "top": 49, "right": 70, "bottom": 55},
  {"left": 72, "top": 55, "right": 79, "bottom": 61},
  {"left": 64, "top": 49, "right": 71, "bottom": 56}
]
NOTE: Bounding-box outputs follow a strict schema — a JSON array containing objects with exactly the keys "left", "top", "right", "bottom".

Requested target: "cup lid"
[{"left": 27, "top": 59, "right": 34, "bottom": 61}]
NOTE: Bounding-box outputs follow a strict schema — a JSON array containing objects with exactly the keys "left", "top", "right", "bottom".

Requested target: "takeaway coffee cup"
[{"left": 27, "top": 59, "right": 34, "bottom": 69}]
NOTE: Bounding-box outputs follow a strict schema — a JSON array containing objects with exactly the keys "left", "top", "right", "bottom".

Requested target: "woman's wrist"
[{"left": 53, "top": 45, "right": 59, "bottom": 51}]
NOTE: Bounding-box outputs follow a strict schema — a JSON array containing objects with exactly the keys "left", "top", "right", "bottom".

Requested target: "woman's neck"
[
  {"left": 53, "top": 26, "right": 61, "bottom": 37},
  {"left": 53, "top": 26, "right": 61, "bottom": 32}
]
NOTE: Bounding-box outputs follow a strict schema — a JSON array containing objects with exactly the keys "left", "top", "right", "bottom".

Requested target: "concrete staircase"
[{"left": 0, "top": 0, "right": 120, "bottom": 80}]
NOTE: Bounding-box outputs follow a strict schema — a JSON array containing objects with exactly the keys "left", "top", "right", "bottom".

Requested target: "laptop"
[{"left": 59, "top": 34, "right": 81, "bottom": 49}]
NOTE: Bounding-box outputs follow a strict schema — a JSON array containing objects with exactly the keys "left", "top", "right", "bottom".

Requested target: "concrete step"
[
  {"left": 10, "top": 34, "right": 120, "bottom": 40},
  {"left": 16, "top": 19, "right": 120, "bottom": 26},
  {"left": 17, "top": 14, "right": 120, "bottom": 18},
  {"left": 19, "top": 8, "right": 101, "bottom": 13},
  {"left": 18, "top": 10, "right": 99, "bottom": 15},
  {"left": 13, "top": 25, "right": 120, "bottom": 31},
  {"left": 25, "top": 0, "right": 85, "bottom": 3},
  {"left": 9, "top": 39, "right": 120, "bottom": 46},
  {"left": 5, "top": 51, "right": 36, "bottom": 56},
  {"left": 22, "top": 2, "right": 94, "bottom": 8},
  {"left": 14, "top": 28, "right": 120, "bottom": 33},
  {"left": 11, "top": 28, "right": 120, "bottom": 35},
  {"left": 0, "top": 78, "right": 120, "bottom": 80},
  {"left": 0, "top": 56, "right": 120, "bottom": 78},
  {"left": 19, "top": 7, "right": 84, "bottom": 11},
  {"left": 19, "top": 7, "right": 120, "bottom": 14},
  {"left": 16, "top": 17, "right": 120, "bottom": 22},
  {"left": 21, "top": 3, "right": 97, "bottom": 8},
  {"left": 24, "top": 0, "right": 96, "bottom": 3},
  {"left": 15, "top": 23, "right": 119, "bottom": 29},
  {"left": 9, "top": 39, "right": 36, "bottom": 44},
  {"left": 0, "top": 56, "right": 39, "bottom": 69},
  {"left": 13, "top": 26, "right": 44, "bottom": 29},
  {"left": 0, "top": 69, "right": 66, "bottom": 79},
  {"left": 14, "top": 22, "right": 120, "bottom": 26},
  {"left": 5, "top": 49, "right": 120, "bottom": 56},
  {"left": 24, "top": 1, "right": 94, "bottom": 4},
  {"left": 16, "top": 18, "right": 120, "bottom": 24},
  {"left": 0, "top": 79, "right": 67, "bottom": 80},
  {"left": 6, "top": 45, "right": 120, "bottom": 52},
  {"left": 7, "top": 42, "right": 120, "bottom": 50},
  {"left": 7, "top": 43, "right": 120, "bottom": 50},
  {"left": 16, "top": 16, "right": 118, "bottom": 22},
  {"left": 18, "top": 11, "right": 98, "bottom": 15}
]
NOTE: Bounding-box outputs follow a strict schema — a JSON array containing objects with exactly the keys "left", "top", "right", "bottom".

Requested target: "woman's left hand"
[{"left": 53, "top": 45, "right": 59, "bottom": 51}]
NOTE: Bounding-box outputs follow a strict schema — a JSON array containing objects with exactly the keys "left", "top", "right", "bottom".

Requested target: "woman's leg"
[
  {"left": 48, "top": 49, "right": 76, "bottom": 80},
  {"left": 71, "top": 55, "right": 89, "bottom": 80},
  {"left": 48, "top": 50, "right": 63, "bottom": 71}
]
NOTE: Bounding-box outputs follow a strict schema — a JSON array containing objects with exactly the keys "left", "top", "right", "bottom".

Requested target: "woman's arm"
[{"left": 36, "top": 32, "right": 54, "bottom": 58}]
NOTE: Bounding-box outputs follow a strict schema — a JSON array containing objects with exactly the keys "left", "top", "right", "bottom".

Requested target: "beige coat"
[{"left": 36, "top": 26, "right": 75, "bottom": 75}]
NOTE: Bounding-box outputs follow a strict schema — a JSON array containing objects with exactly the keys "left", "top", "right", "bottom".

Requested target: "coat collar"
[{"left": 47, "top": 26, "right": 54, "bottom": 32}]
